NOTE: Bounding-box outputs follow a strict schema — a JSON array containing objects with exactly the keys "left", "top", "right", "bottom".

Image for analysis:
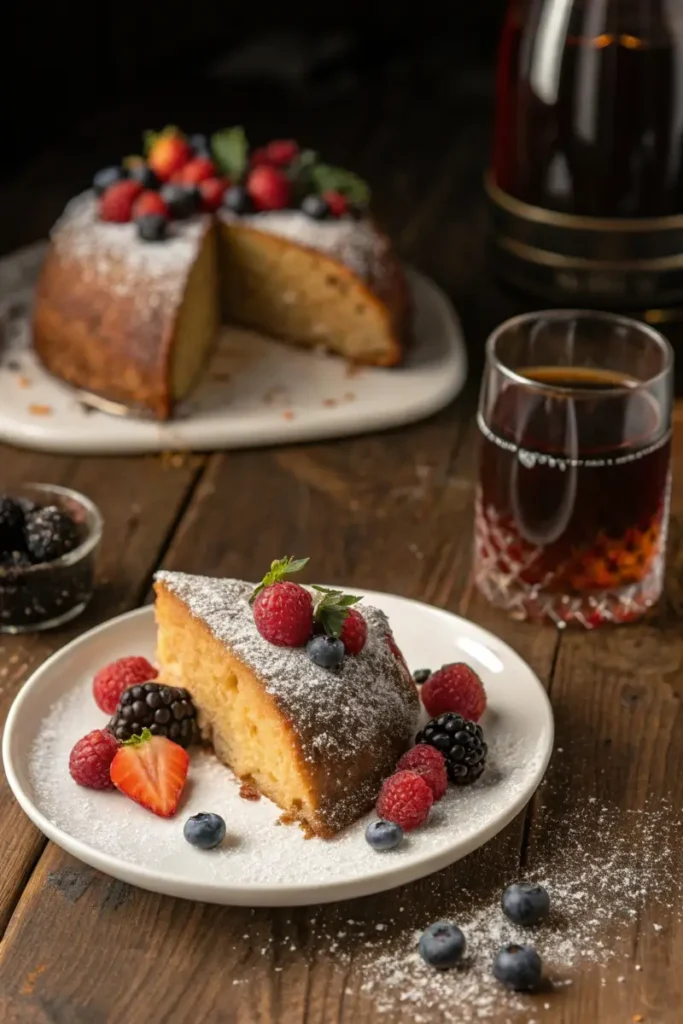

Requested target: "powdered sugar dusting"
[
  {"left": 154, "top": 571, "right": 418, "bottom": 766},
  {"left": 220, "top": 210, "right": 390, "bottom": 282},
  {"left": 50, "top": 192, "right": 206, "bottom": 314}
]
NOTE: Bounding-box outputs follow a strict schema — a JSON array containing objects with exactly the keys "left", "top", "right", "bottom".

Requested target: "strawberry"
[
  {"left": 99, "top": 180, "right": 143, "bottom": 223},
  {"left": 265, "top": 139, "right": 299, "bottom": 166},
  {"left": 147, "top": 129, "right": 192, "bottom": 182},
  {"left": 173, "top": 156, "right": 217, "bottom": 186},
  {"left": 247, "top": 166, "right": 291, "bottom": 211},
  {"left": 199, "top": 177, "right": 230, "bottom": 212},
  {"left": 323, "top": 190, "right": 349, "bottom": 217},
  {"left": 110, "top": 729, "right": 189, "bottom": 817},
  {"left": 132, "top": 191, "right": 169, "bottom": 220}
]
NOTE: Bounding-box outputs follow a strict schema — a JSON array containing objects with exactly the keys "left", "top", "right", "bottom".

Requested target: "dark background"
[{"left": 3, "top": 4, "right": 506, "bottom": 180}]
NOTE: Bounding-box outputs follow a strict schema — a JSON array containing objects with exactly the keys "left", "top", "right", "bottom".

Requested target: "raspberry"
[
  {"left": 147, "top": 129, "right": 192, "bottom": 182},
  {"left": 340, "top": 608, "right": 367, "bottom": 655},
  {"left": 265, "top": 139, "right": 299, "bottom": 166},
  {"left": 376, "top": 770, "right": 433, "bottom": 831},
  {"left": 250, "top": 146, "right": 274, "bottom": 168},
  {"left": 173, "top": 156, "right": 217, "bottom": 185},
  {"left": 99, "top": 180, "right": 143, "bottom": 222},
  {"left": 69, "top": 729, "right": 119, "bottom": 789},
  {"left": 385, "top": 632, "right": 409, "bottom": 674},
  {"left": 323, "top": 190, "right": 349, "bottom": 217},
  {"left": 247, "top": 166, "right": 291, "bottom": 211},
  {"left": 421, "top": 664, "right": 487, "bottom": 721},
  {"left": 133, "top": 191, "right": 169, "bottom": 220},
  {"left": 253, "top": 581, "right": 313, "bottom": 646},
  {"left": 93, "top": 655, "right": 158, "bottom": 714},
  {"left": 397, "top": 745, "right": 448, "bottom": 801},
  {"left": 199, "top": 177, "right": 230, "bottom": 212}
]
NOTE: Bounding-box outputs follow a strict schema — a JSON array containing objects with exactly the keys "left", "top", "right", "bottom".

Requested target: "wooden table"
[{"left": 1, "top": 51, "right": 682, "bottom": 1024}]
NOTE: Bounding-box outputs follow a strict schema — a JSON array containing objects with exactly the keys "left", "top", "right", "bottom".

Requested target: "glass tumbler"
[{"left": 474, "top": 310, "right": 674, "bottom": 628}]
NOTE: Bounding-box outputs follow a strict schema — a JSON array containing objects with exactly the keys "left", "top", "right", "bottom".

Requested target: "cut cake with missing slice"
[{"left": 154, "top": 571, "right": 420, "bottom": 837}]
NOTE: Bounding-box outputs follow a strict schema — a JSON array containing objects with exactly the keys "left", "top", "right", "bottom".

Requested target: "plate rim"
[{"left": 3, "top": 591, "right": 554, "bottom": 906}]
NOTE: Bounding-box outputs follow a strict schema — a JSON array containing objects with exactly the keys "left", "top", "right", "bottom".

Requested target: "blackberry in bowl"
[{"left": 0, "top": 484, "right": 103, "bottom": 633}]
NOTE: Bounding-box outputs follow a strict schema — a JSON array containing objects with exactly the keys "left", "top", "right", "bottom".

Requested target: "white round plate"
[
  {"left": 3, "top": 590, "right": 553, "bottom": 907},
  {"left": 0, "top": 243, "right": 466, "bottom": 455}
]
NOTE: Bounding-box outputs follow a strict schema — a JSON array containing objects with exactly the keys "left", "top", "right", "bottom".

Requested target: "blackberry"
[
  {"left": 0, "top": 496, "right": 25, "bottom": 553},
  {"left": 24, "top": 505, "right": 80, "bottom": 563},
  {"left": 109, "top": 682, "right": 199, "bottom": 748},
  {"left": 415, "top": 712, "right": 487, "bottom": 785}
]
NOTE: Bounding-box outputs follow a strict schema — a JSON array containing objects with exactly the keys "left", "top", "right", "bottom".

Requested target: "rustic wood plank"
[{"left": 0, "top": 447, "right": 204, "bottom": 933}]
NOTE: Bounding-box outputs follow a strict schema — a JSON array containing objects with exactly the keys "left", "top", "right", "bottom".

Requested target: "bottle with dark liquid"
[
  {"left": 475, "top": 311, "right": 673, "bottom": 628},
  {"left": 489, "top": 0, "right": 683, "bottom": 307}
]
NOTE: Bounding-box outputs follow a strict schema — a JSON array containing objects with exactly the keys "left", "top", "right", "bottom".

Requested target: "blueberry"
[
  {"left": 93, "top": 166, "right": 127, "bottom": 195},
  {"left": 306, "top": 634, "right": 345, "bottom": 669},
  {"left": 183, "top": 812, "right": 226, "bottom": 850},
  {"left": 136, "top": 213, "right": 168, "bottom": 242},
  {"left": 188, "top": 133, "right": 211, "bottom": 157},
  {"left": 301, "top": 194, "right": 330, "bottom": 220},
  {"left": 160, "top": 184, "right": 199, "bottom": 220},
  {"left": 418, "top": 922, "right": 466, "bottom": 969},
  {"left": 492, "top": 944, "right": 543, "bottom": 991},
  {"left": 222, "top": 185, "right": 255, "bottom": 215},
  {"left": 412, "top": 669, "right": 432, "bottom": 685},
  {"left": 502, "top": 883, "right": 550, "bottom": 927},
  {"left": 129, "top": 163, "right": 160, "bottom": 190},
  {"left": 365, "top": 820, "right": 403, "bottom": 851}
]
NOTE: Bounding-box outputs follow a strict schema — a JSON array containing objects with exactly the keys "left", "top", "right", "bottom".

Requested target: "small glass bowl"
[{"left": 0, "top": 483, "right": 103, "bottom": 633}]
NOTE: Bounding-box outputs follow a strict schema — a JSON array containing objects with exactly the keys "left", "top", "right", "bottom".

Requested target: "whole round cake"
[
  {"left": 153, "top": 561, "right": 420, "bottom": 837},
  {"left": 33, "top": 127, "right": 411, "bottom": 419}
]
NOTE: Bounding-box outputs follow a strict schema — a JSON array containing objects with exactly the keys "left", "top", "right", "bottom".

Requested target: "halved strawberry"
[{"left": 110, "top": 729, "right": 189, "bottom": 817}]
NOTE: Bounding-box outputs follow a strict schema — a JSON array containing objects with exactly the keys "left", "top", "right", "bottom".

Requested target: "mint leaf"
[
  {"left": 250, "top": 555, "right": 310, "bottom": 602},
  {"left": 143, "top": 125, "right": 183, "bottom": 156},
  {"left": 313, "top": 586, "right": 363, "bottom": 637},
  {"left": 287, "top": 148, "right": 318, "bottom": 185},
  {"left": 211, "top": 126, "right": 248, "bottom": 180},
  {"left": 310, "top": 163, "right": 370, "bottom": 205}
]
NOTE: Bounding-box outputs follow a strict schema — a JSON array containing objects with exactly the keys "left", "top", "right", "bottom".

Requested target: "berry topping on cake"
[
  {"left": 492, "top": 944, "right": 543, "bottom": 992},
  {"left": 93, "top": 655, "right": 159, "bottom": 714},
  {"left": 69, "top": 729, "right": 119, "bottom": 789},
  {"left": 421, "top": 663, "right": 487, "bottom": 721},
  {"left": 419, "top": 923, "right": 467, "bottom": 969},
  {"left": 223, "top": 185, "right": 255, "bottom": 215},
  {"left": 339, "top": 607, "right": 367, "bottom": 655},
  {"left": 0, "top": 496, "right": 25, "bottom": 553},
  {"left": 136, "top": 213, "right": 168, "bottom": 242},
  {"left": 385, "top": 631, "right": 409, "bottom": 673},
  {"left": 145, "top": 127, "right": 192, "bottom": 182},
  {"left": 306, "top": 634, "right": 345, "bottom": 669},
  {"left": 247, "top": 165, "right": 292, "bottom": 211},
  {"left": 133, "top": 191, "right": 169, "bottom": 220},
  {"left": 159, "top": 183, "right": 199, "bottom": 220},
  {"left": 265, "top": 139, "right": 299, "bottom": 166},
  {"left": 502, "top": 883, "right": 550, "bottom": 927},
  {"left": 253, "top": 581, "right": 313, "bottom": 647},
  {"left": 250, "top": 147, "right": 274, "bottom": 169},
  {"left": 173, "top": 156, "right": 217, "bottom": 186},
  {"left": 397, "top": 744, "right": 448, "bottom": 801},
  {"left": 199, "top": 177, "right": 230, "bottom": 212},
  {"left": 128, "top": 163, "right": 160, "bottom": 190},
  {"left": 376, "top": 770, "right": 433, "bottom": 831},
  {"left": 184, "top": 812, "right": 226, "bottom": 849},
  {"left": 188, "top": 132, "right": 211, "bottom": 157},
  {"left": 109, "top": 682, "right": 198, "bottom": 747},
  {"left": 110, "top": 729, "right": 189, "bottom": 817},
  {"left": 24, "top": 505, "right": 80, "bottom": 563},
  {"left": 365, "top": 819, "right": 404, "bottom": 851},
  {"left": 312, "top": 584, "right": 363, "bottom": 638},
  {"left": 412, "top": 668, "right": 432, "bottom": 685},
  {"left": 323, "top": 190, "right": 349, "bottom": 217},
  {"left": 93, "top": 166, "right": 127, "bottom": 196},
  {"left": 300, "top": 194, "right": 330, "bottom": 220},
  {"left": 99, "top": 179, "right": 144, "bottom": 223},
  {"left": 416, "top": 713, "right": 487, "bottom": 785}
]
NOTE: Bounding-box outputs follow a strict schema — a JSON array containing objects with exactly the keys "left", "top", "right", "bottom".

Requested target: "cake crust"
[{"left": 154, "top": 572, "right": 420, "bottom": 836}]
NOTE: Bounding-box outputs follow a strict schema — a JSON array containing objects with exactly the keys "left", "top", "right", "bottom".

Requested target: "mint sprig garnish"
[
  {"left": 310, "top": 163, "right": 370, "bottom": 205},
  {"left": 250, "top": 556, "right": 310, "bottom": 603},
  {"left": 313, "top": 585, "right": 362, "bottom": 638},
  {"left": 123, "top": 728, "right": 153, "bottom": 747},
  {"left": 143, "top": 125, "right": 184, "bottom": 155},
  {"left": 211, "top": 126, "right": 249, "bottom": 180}
]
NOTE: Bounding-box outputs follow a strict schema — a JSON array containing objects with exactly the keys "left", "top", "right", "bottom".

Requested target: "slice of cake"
[
  {"left": 32, "top": 127, "right": 411, "bottom": 420},
  {"left": 153, "top": 569, "right": 419, "bottom": 837}
]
